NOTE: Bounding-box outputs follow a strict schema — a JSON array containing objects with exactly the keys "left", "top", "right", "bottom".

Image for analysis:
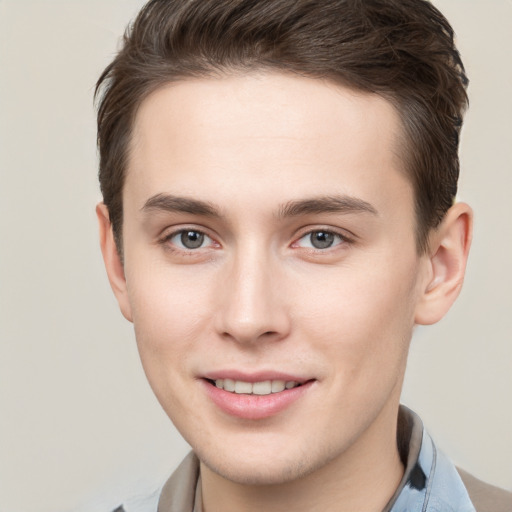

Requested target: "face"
[{"left": 116, "top": 73, "right": 432, "bottom": 484}]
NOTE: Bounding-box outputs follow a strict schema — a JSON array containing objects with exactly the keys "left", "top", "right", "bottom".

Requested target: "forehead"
[{"left": 126, "top": 72, "right": 412, "bottom": 220}]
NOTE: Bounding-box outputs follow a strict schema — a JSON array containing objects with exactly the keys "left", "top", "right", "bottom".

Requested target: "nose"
[{"left": 214, "top": 246, "right": 291, "bottom": 345}]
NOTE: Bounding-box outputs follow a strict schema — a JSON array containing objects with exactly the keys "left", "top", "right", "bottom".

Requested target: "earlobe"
[
  {"left": 96, "top": 203, "right": 133, "bottom": 322},
  {"left": 414, "top": 202, "right": 473, "bottom": 325}
]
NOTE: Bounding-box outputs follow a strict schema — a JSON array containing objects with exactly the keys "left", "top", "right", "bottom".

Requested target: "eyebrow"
[
  {"left": 141, "top": 193, "right": 378, "bottom": 220},
  {"left": 141, "top": 193, "right": 222, "bottom": 217},
  {"left": 277, "top": 195, "right": 378, "bottom": 218}
]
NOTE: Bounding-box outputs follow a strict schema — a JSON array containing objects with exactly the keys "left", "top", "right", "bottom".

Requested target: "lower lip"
[{"left": 201, "top": 379, "right": 315, "bottom": 420}]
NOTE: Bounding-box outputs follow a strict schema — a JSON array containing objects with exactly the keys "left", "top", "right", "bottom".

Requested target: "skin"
[{"left": 97, "top": 72, "right": 472, "bottom": 512}]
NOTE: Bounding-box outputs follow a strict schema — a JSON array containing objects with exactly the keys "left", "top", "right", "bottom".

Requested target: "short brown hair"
[{"left": 96, "top": 0, "right": 468, "bottom": 254}]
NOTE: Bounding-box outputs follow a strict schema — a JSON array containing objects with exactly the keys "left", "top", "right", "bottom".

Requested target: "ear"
[
  {"left": 96, "top": 203, "right": 133, "bottom": 322},
  {"left": 414, "top": 202, "right": 473, "bottom": 325}
]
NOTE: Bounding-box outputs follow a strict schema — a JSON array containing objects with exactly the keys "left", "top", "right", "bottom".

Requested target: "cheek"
[
  {"left": 125, "top": 261, "right": 217, "bottom": 389},
  {"left": 126, "top": 265, "right": 217, "bottom": 424},
  {"left": 291, "top": 257, "right": 419, "bottom": 377}
]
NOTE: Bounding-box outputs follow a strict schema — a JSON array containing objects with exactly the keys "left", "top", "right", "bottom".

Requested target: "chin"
[
  {"left": 202, "top": 455, "right": 312, "bottom": 486},
  {"left": 195, "top": 439, "right": 338, "bottom": 486}
]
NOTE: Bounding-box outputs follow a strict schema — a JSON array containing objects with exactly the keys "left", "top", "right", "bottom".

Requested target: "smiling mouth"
[
  {"left": 206, "top": 378, "right": 304, "bottom": 395},
  {"left": 202, "top": 377, "right": 315, "bottom": 419}
]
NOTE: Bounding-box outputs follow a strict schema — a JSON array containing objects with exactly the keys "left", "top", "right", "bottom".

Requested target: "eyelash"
[
  {"left": 159, "top": 228, "right": 217, "bottom": 252},
  {"left": 292, "top": 229, "right": 353, "bottom": 251},
  {"left": 159, "top": 227, "right": 354, "bottom": 253}
]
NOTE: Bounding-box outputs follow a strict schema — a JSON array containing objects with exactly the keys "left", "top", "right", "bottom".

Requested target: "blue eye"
[
  {"left": 296, "top": 230, "right": 344, "bottom": 249},
  {"left": 168, "top": 230, "right": 212, "bottom": 250}
]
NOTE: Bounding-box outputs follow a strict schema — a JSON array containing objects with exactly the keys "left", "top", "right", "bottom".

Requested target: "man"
[{"left": 95, "top": 0, "right": 512, "bottom": 510}]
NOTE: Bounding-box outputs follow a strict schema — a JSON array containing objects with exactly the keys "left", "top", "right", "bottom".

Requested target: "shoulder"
[{"left": 457, "top": 467, "right": 512, "bottom": 512}]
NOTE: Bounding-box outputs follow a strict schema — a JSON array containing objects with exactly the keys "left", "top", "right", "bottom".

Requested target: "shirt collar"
[{"left": 386, "top": 406, "right": 475, "bottom": 512}]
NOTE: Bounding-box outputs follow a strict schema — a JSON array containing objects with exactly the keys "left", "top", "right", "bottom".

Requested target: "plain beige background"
[{"left": 0, "top": 1, "right": 511, "bottom": 511}]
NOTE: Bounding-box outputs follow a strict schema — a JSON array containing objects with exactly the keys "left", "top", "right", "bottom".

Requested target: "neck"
[{"left": 200, "top": 403, "right": 404, "bottom": 512}]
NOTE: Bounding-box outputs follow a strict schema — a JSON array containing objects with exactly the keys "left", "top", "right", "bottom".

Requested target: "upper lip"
[{"left": 202, "top": 370, "right": 312, "bottom": 383}]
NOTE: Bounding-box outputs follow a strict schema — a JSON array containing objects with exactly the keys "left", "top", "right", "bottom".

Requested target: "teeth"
[
  {"left": 223, "top": 378, "right": 235, "bottom": 392},
  {"left": 234, "top": 381, "right": 253, "bottom": 394},
  {"left": 253, "top": 380, "right": 272, "bottom": 395},
  {"left": 213, "top": 379, "right": 301, "bottom": 395},
  {"left": 271, "top": 380, "right": 286, "bottom": 392}
]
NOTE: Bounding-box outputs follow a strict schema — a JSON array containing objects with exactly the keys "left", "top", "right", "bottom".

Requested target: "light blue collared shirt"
[{"left": 390, "top": 428, "right": 475, "bottom": 511}]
